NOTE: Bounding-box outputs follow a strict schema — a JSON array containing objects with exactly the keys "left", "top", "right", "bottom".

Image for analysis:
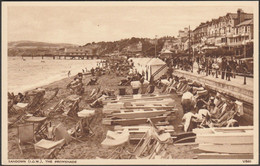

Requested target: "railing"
[{"left": 175, "top": 65, "right": 252, "bottom": 85}]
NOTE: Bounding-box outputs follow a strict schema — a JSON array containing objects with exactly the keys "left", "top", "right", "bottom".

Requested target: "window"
[{"left": 247, "top": 26, "right": 251, "bottom": 33}]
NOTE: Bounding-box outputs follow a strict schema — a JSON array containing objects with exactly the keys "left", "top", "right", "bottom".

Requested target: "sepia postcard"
[{"left": 1, "top": 1, "right": 259, "bottom": 165}]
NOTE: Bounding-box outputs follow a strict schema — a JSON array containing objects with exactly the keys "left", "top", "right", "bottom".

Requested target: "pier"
[{"left": 21, "top": 54, "right": 102, "bottom": 60}]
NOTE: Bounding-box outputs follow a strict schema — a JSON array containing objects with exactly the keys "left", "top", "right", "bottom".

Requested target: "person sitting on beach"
[
  {"left": 196, "top": 100, "right": 212, "bottom": 128},
  {"left": 181, "top": 88, "right": 195, "bottom": 114},
  {"left": 87, "top": 77, "right": 98, "bottom": 86},
  {"left": 131, "top": 80, "right": 141, "bottom": 95},
  {"left": 67, "top": 77, "right": 83, "bottom": 95},
  {"left": 90, "top": 91, "right": 109, "bottom": 108},
  {"left": 75, "top": 73, "right": 83, "bottom": 82},
  {"left": 207, "top": 96, "right": 216, "bottom": 113},
  {"left": 182, "top": 101, "right": 199, "bottom": 132}
]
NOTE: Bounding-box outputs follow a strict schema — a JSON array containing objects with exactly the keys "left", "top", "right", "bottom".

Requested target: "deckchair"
[
  {"left": 101, "top": 129, "right": 130, "bottom": 159},
  {"left": 34, "top": 139, "right": 65, "bottom": 159},
  {"left": 166, "top": 80, "right": 179, "bottom": 93},
  {"left": 128, "top": 129, "right": 153, "bottom": 159},
  {"left": 177, "top": 85, "right": 191, "bottom": 96},
  {"left": 53, "top": 123, "right": 72, "bottom": 144},
  {"left": 24, "top": 116, "right": 48, "bottom": 139},
  {"left": 17, "top": 123, "right": 36, "bottom": 155},
  {"left": 148, "top": 131, "right": 172, "bottom": 159},
  {"left": 73, "top": 110, "right": 96, "bottom": 138},
  {"left": 86, "top": 87, "right": 101, "bottom": 103},
  {"left": 62, "top": 100, "right": 80, "bottom": 118},
  {"left": 128, "top": 119, "right": 172, "bottom": 159},
  {"left": 147, "top": 85, "right": 155, "bottom": 94}
]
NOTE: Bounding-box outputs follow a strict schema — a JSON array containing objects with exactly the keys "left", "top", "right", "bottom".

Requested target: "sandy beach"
[{"left": 8, "top": 71, "right": 197, "bottom": 159}]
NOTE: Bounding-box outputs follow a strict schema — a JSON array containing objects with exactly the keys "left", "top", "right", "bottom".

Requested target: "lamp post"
[
  {"left": 192, "top": 47, "right": 194, "bottom": 73},
  {"left": 188, "top": 25, "right": 194, "bottom": 73},
  {"left": 155, "top": 35, "right": 158, "bottom": 57}
]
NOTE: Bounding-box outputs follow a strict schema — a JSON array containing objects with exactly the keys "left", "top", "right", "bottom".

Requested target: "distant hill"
[
  {"left": 8, "top": 40, "right": 78, "bottom": 57},
  {"left": 8, "top": 40, "right": 78, "bottom": 48},
  {"left": 8, "top": 37, "right": 176, "bottom": 57},
  {"left": 82, "top": 36, "right": 176, "bottom": 56}
]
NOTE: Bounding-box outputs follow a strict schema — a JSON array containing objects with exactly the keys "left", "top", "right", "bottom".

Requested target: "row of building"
[{"left": 161, "top": 9, "right": 254, "bottom": 58}]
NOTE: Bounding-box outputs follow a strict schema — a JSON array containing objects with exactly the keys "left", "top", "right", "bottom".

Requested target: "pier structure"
[{"left": 21, "top": 54, "right": 101, "bottom": 60}]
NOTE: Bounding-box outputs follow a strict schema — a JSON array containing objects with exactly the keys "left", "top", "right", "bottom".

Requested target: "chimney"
[{"left": 237, "top": 8, "right": 245, "bottom": 24}]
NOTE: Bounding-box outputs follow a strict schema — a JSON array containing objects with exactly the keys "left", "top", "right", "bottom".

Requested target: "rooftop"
[{"left": 236, "top": 19, "right": 253, "bottom": 27}]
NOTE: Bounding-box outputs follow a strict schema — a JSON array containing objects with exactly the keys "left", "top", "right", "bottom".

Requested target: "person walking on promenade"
[
  {"left": 91, "top": 67, "right": 95, "bottom": 76},
  {"left": 226, "top": 62, "right": 232, "bottom": 81},
  {"left": 167, "top": 65, "right": 173, "bottom": 78},
  {"left": 205, "top": 59, "right": 208, "bottom": 76},
  {"left": 232, "top": 59, "right": 237, "bottom": 78},
  {"left": 221, "top": 58, "right": 227, "bottom": 79},
  {"left": 208, "top": 60, "right": 212, "bottom": 76}
]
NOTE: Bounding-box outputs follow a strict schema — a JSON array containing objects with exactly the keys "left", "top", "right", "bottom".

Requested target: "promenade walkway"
[
  {"left": 174, "top": 69, "right": 254, "bottom": 104},
  {"left": 176, "top": 69, "right": 253, "bottom": 91}
]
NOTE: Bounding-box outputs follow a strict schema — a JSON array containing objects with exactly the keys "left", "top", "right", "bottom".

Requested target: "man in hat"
[
  {"left": 182, "top": 100, "right": 199, "bottom": 132},
  {"left": 181, "top": 88, "right": 196, "bottom": 114}
]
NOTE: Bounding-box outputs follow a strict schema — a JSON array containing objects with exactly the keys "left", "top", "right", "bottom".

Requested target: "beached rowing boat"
[
  {"left": 109, "top": 109, "right": 175, "bottom": 119},
  {"left": 193, "top": 126, "right": 254, "bottom": 155},
  {"left": 198, "top": 143, "right": 253, "bottom": 154},
  {"left": 102, "top": 115, "right": 168, "bottom": 126},
  {"left": 196, "top": 153, "right": 253, "bottom": 159},
  {"left": 194, "top": 126, "right": 253, "bottom": 144},
  {"left": 114, "top": 125, "right": 175, "bottom": 142},
  {"left": 124, "top": 103, "right": 175, "bottom": 109},
  {"left": 103, "top": 94, "right": 172, "bottom": 104}
]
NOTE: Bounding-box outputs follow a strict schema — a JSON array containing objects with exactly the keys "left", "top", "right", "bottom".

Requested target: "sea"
[{"left": 8, "top": 56, "right": 101, "bottom": 94}]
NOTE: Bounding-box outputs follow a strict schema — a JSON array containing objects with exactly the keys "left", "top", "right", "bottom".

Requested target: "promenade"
[{"left": 173, "top": 69, "right": 254, "bottom": 104}]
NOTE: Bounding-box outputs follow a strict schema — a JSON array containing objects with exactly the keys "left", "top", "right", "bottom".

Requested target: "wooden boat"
[
  {"left": 103, "top": 94, "right": 172, "bottom": 104},
  {"left": 114, "top": 125, "right": 175, "bottom": 142},
  {"left": 198, "top": 143, "right": 253, "bottom": 154},
  {"left": 125, "top": 98, "right": 174, "bottom": 105},
  {"left": 101, "top": 129, "right": 129, "bottom": 148},
  {"left": 103, "top": 100, "right": 176, "bottom": 114},
  {"left": 110, "top": 109, "right": 174, "bottom": 119},
  {"left": 103, "top": 102, "right": 125, "bottom": 114},
  {"left": 114, "top": 125, "right": 174, "bottom": 133},
  {"left": 103, "top": 115, "right": 168, "bottom": 126},
  {"left": 193, "top": 126, "right": 253, "bottom": 134},
  {"left": 124, "top": 103, "right": 175, "bottom": 109},
  {"left": 196, "top": 153, "right": 253, "bottom": 159},
  {"left": 196, "top": 132, "right": 253, "bottom": 144},
  {"left": 193, "top": 126, "right": 254, "bottom": 155}
]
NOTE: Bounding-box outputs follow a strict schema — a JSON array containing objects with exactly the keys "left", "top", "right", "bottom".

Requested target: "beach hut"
[
  {"left": 146, "top": 58, "right": 168, "bottom": 81},
  {"left": 131, "top": 58, "right": 152, "bottom": 75}
]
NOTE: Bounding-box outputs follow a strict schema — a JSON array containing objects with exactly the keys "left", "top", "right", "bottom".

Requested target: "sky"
[{"left": 6, "top": 2, "right": 255, "bottom": 45}]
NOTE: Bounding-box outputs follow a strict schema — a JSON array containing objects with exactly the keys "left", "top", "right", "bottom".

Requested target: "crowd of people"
[
  {"left": 179, "top": 81, "right": 243, "bottom": 132},
  {"left": 169, "top": 56, "right": 250, "bottom": 82},
  {"left": 195, "top": 57, "right": 249, "bottom": 81}
]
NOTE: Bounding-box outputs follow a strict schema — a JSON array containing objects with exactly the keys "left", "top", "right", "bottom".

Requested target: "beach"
[{"left": 8, "top": 69, "right": 197, "bottom": 159}]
